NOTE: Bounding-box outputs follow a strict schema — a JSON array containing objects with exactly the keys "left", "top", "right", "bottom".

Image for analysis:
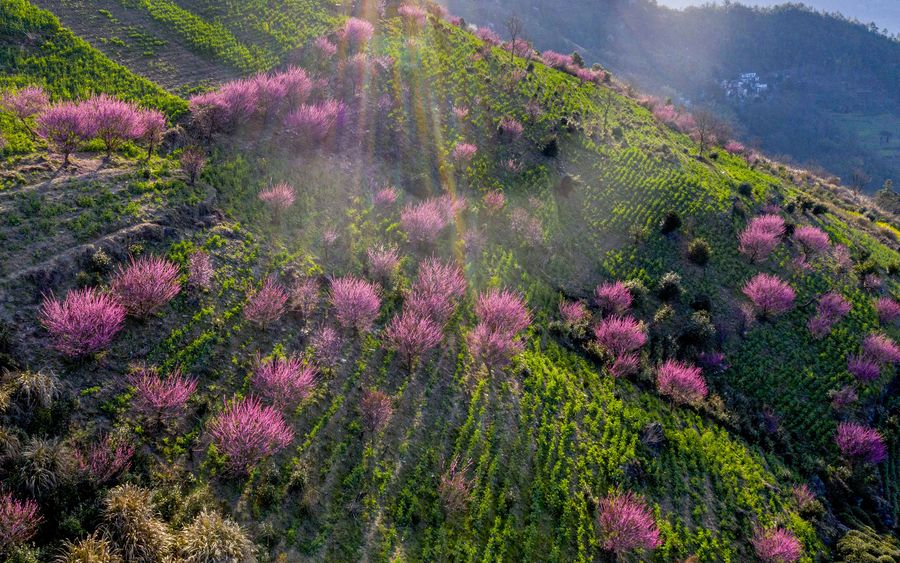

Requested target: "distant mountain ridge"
[
  {"left": 660, "top": 0, "right": 900, "bottom": 34},
  {"left": 442, "top": 0, "right": 900, "bottom": 191}
]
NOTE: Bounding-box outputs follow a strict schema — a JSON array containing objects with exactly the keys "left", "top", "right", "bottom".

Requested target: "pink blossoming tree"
[
  {"left": 244, "top": 277, "right": 289, "bottom": 328},
  {"left": 592, "top": 316, "right": 646, "bottom": 376},
  {"left": 739, "top": 214, "right": 785, "bottom": 262},
  {"left": 253, "top": 355, "right": 318, "bottom": 410},
  {"left": 360, "top": 389, "right": 393, "bottom": 434},
  {"left": 401, "top": 199, "right": 449, "bottom": 248},
  {"left": 794, "top": 225, "right": 830, "bottom": 256},
  {"left": 656, "top": 360, "right": 708, "bottom": 406},
  {"left": 751, "top": 527, "right": 802, "bottom": 563},
  {"left": 208, "top": 396, "right": 294, "bottom": 473},
  {"left": 807, "top": 292, "right": 851, "bottom": 338},
  {"left": 836, "top": 422, "right": 886, "bottom": 464},
  {"left": 329, "top": 276, "right": 381, "bottom": 333},
  {"left": 74, "top": 435, "right": 134, "bottom": 485},
  {"left": 128, "top": 366, "right": 197, "bottom": 425},
  {"left": 0, "top": 492, "right": 42, "bottom": 550},
  {"left": 37, "top": 102, "right": 90, "bottom": 165},
  {"left": 40, "top": 288, "right": 126, "bottom": 357},
  {"left": 875, "top": 297, "right": 900, "bottom": 325},
  {"left": 594, "top": 281, "right": 632, "bottom": 316},
  {"left": 187, "top": 250, "right": 214, "bottom": 290},
  {"left": 258, "top": 182, "right": 296, "bottom": 220},
  {"left": 597, "top": 492, "right": 661, "bottom": 555},
  {"left": 742, "top": 273, "right": 795, "bottom": 320},
  {"left": 111, "top": 255, "right": 181, "bottom": 318},
  {"left": 468, "top": 289, "right": 531, "bottom": 371},
  {"left": 385, "top": 310, "right": 444, "bottom": 370},
  {"left": 1, "top": 85, "right": 49, "bottom": 138}
]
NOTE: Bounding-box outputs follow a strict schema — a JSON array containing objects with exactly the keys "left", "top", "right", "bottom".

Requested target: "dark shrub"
[
  {"left": 659, "top": 211, "right": 681, "bottom": 235},
  {"left": 687, "top": 238, "right": 711, "bottom": 266},
  {"left": 657, "top": 272, "right": 682, "bottom": 302},
  {"left": 679, "top": 311, "right": 716, "bottom": 348},
  {"left": 737, "top": 182, "right": 753, "bottom": 197},
  {"left": 690, "top": 294, "right": 712, "bottom": 312},
  {"left": 541, "top": 136, "right": 558, "bottom": 157},
  {"left": 812, "top": 203, "right": 827, "bottom": 215}
]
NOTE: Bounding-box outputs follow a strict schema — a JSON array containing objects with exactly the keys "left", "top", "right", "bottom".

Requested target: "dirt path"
[{"left": 32, "top": 0, "right": 240, "bottom": 95}]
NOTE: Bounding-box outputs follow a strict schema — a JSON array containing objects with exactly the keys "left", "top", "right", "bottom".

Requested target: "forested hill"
[{"left": 441, "top": 0, "right": 900, "bottom": 191}]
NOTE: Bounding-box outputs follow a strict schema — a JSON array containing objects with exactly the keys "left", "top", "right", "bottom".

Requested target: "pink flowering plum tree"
[
  {"left": 40, "top": 287, "right": 126, "bottom": 357},
  {"left": 252, "top": 355, "right": 317, "bottom": 410},
  {"left": 187, "top": 250, "right": 214, "bottom": 290},
  {"left": 541, "top": 50, "right": 573, "bottom": 69},
  {"left": 288, "top": 278, "right": 319, "bottom": 320},
  {"left": 559, "top": 300, "right": 591, "bottom": 332},
  {"left": 360, "top": 389, "right": 393, "bottom": 434},
  {"left": 83, "top": 95, "right": 143, "bottom": 156},
  {"left": 438, "top": 456, "right": 474, "bottom": 514},
  {"left": 314, "top": 36, "right": 338, "bottom": 58},
  {"left": 739, "top": 214, "right": 785, "bottom": 262},
  {"left": 180, "top": 148, "right": 206, "bottom": 185},
  {"left": 111, "top": 255, "right": 181, "bottom": 318},
  {"left": 724, "top": 140, "right": 745, "bottom": 155},
  {"left": 284, "top": 100, "right": 345, "bottom": 147},
  {"left": 385, "top": 309, "right": 444, "bottom": 370},
  {"left": 137, "top": 108, "right": 166, "bottom": 158},
  {"left": 398, "top": 5, "right": 428, "bottom": 29},
  {"left": 329, "top": 276, "right": 381, "bottom": 333},
  {"left": 836, "top": 422, "right": 886, "bottom": 464},
  {"left": 451, "top": 142, "right": 477, "bottom": 165},
  {"left": 74, "top": 435, "right": 134, "bottom": 485},
  {"left": 848, "top": 333, "right": 900, "bottom": 382},
  {"left": 861, "top": 333, "right": 900, "bottom": 365},
  {"left": 498, "top": 117, "right": 524, "bottom": 140},
  {"left": 475, "top": 27, "right": 501, "bottom": 46},
  {"left": 208, "top": 396, "right": 294, "bottom": 473},
  {"left": 401, "top": 199, "right": 448, "bottom": 249},
  {"left": 847, "top": 355, "right": 880, "bottom": 383},
  {"left": 742, "top": 273, "right": 795, "bottom": 320},
  {"left": 128, "top": 366, "right": 197, "bottom": 426},
  {"left": 406, "top": 258, "right": 467, "bottom": 326},
  {"left": 258, "top": 182, "right": 296, "bottom": 222},
  {"left": 592, "top": 316, "right": 646, "bottom": 377},
  {"left": 468, "top": 289, "right": 531, "bottom": 372},
  {"left": 1, "top": 85, "right": 49, "bottom": 138},
  {"left": 875, "top": 297, "right": 900, "bottom": 325},
  {"left": 594, "top": 281, "right": 632, "bottom": 316},
  {"left": 482, "top": 190, "right": 506, "bottom": 215},
  {"left": 312, "top": 326, "right": 342, "bottom": 368},
  {"left": 37, "top": 102, "right": 90, "bottom": 166},
  {"left": 794, "top": 225, "right": 830, "bottom": 256},
  {"left": 597, "top": 492, "right": 661, "bottom": 555},
  {"left": 656, "top": 360, "right": 708, "bottom": 406},
  {"left": 366, "top": 245, "right": 401, "bottom": 286},
  {"left": 751, "top": 527, "right": 802, "bottom": 563},
  {"left": 342, "top": 17, "right": 375, "bottom": 50},
  {"left": 373, "top": 186, "right": 399, "bottom": 208},
  {"left": 244, "top": 277, "right": 289, "bottom": 328},
  {"left": 807, "top": 292, "right": 851, "bottom": 338},
  {"left": 0, "top": 492, "right": 42, "bottom": 550}
]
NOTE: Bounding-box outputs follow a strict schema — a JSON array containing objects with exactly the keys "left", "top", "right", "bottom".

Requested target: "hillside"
[
  {"left": 0, "top": 1, "right": 899, "bottom": 561},
  {"left": 441, "top": 0, "right": 900, "bottom": 193}
]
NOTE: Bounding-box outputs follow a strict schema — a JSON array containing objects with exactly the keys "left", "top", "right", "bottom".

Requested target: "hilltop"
[
  {"left": 0, "top": 1, "right": 898, "bottom": 561},
  {"left": 441, "top": 0, "right": 900, "bottom": 192}
]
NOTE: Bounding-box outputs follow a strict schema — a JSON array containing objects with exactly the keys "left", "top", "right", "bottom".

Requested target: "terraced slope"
[
  {"left": 0, "top": 0, "right": 186, "bottom": 154},
  {"left": 30, "top": 0, "right": 243, "bottom": 94}
]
